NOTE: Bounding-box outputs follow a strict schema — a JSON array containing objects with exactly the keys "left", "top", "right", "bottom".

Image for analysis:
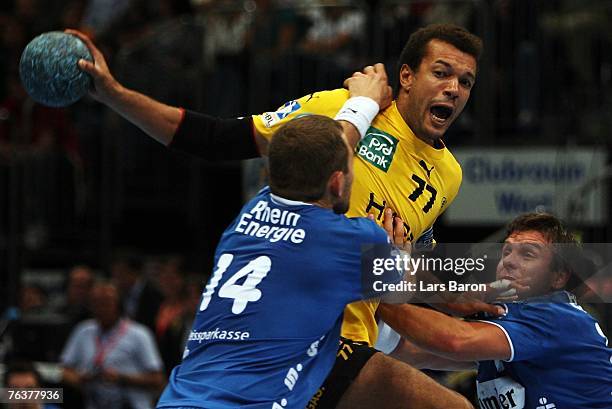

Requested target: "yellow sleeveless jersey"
[{"left": 252, "top": 89, "right": 462, "bottom": 346}]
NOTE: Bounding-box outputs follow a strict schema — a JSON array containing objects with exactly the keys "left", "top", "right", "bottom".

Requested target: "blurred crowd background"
[{"left": 1, "top": 0, "right": 612, "bottom": 407}]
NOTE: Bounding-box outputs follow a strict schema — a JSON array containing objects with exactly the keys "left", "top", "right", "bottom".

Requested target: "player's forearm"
[
  {"left": 104, "top": 83, "right": 182, "bottom": 146},
  {"left": 390, "top": 338, "right": 476, "bottom": 371},
  {"left": 339, "top": 121, "right": 361, "bottom": 150},
  {"left": 105, "top": 84, "right": 260, "bottom": 160},
  {"left": 378, "top": 303, "right": 476, "bottom": 360}
]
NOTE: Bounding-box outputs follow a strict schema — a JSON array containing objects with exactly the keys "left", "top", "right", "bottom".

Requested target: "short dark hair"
[
  {"left": 269, "top": 115, "right": 347, "bottom": 202},
  {"left": 397, "top": 23, "right": 483, "bottom": 76},
  {"left": 505, "top": 213, "right": 589, "bottom": 291},
  {"left": 4, "top": 361, "right": 42, "bottom": 387},
  {"left": 506, "top": 212, "right": 576, "bottom": 246}
]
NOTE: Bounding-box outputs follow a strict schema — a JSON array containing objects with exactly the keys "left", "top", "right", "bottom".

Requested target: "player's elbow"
[{"left": 457, "top": 395, "right": 475, "bottom": 409}]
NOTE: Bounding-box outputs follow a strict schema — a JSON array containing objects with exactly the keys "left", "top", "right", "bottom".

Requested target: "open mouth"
[{"left": 429, "top": 105, "right": 454, "bottom": 124}]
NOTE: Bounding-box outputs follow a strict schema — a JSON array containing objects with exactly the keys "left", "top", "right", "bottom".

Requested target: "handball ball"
[{"left": 19, "top": 31, "right": 93, "bottom": 107}]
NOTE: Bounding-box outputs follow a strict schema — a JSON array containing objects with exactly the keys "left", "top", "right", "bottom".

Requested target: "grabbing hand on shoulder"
[{"left": 344, "top": 63, "right": 393, "bottom": 111}]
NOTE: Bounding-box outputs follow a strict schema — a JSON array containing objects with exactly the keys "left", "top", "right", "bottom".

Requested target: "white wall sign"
[{"left": 445, "top": 148, "right": 607, "bottom": 225}]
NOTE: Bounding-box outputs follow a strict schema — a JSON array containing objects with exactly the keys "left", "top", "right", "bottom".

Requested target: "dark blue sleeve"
[
  {"left": 329, "top": 218, "right": 392, "bottom": 303},
  {"left": 357, "top": 217, "right": 390, "bottom": 245},
  {"left": 481, "top": 303, "right": 564, "bottom": 362}
]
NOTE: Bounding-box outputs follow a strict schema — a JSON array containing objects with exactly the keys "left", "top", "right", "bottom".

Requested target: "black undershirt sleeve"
[{"left": 168, "top": 109, "right": 260, "bottom": 161}]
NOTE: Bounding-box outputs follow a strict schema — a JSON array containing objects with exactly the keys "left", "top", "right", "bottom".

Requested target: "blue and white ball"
[{"left": 19, "top": 31, "right": 93, "bottom": 107}]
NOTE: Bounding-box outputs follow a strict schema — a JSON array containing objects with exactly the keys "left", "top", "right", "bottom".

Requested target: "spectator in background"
[
  {"left": 246, "top": 0, "right": 299, "bottom": 110},
  {"left": 157, "top": 272, "right": 205, "bottom": 377},
  {"left": 111, "top": 253, "right": 163, "bottom": 332},
  {"left": 246, "top": 0, "right": 297, "bottom": 59},
  {"left": 153, "top": 260, "right": 204, "bottom": 376},
  {"left": 61, "top": 282, "right": 164, "bottom": 409},
  {"left": 58, "top": 265, "right": 94, "bottom": 328},
  {"left": 199, "top": 0, "right": 250, "bottom": 70},
  {"left": 197, "top": 0, "right": 251, "bottom": 115},
  {"left": 18, "top": 284, "right": 48, "bottom": 315},
  {"left": 80, "top": 0, "right": 134, "bottom": 38},
  {"left": 3, "top": 361, "right": 60, "bottom": 409},
  {"left": 298, "top": 1, "right": 366, "bottom": 93},
  {"left": 300, "top": 2, "right": 365, "bottom": 68}
]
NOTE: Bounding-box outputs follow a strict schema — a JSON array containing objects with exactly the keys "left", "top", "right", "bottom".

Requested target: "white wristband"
[{"left": 334, "top": 96, "right": 380, "bottom": 140}]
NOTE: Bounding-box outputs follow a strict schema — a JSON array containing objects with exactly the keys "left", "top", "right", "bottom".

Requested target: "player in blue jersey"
[
  {"left": 156, "top": 114, "right": 414, "bottom": 409},
  {"left": 377, "top": 212, "right": 612, "bottom": 409}
]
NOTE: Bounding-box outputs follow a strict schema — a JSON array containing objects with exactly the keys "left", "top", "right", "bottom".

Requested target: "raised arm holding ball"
[
  {"left": 64, "top": 29, "right": 391, "bottom": 153},
  {"left": 65, "top": 25, "right": 492, "bottom": 409}
]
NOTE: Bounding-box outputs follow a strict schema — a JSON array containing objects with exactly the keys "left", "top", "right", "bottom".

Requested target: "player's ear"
[
  {"left": 399, "top": 64, "right": 415, "bottom": 91},
  {"left": 328, "top": 170, "right": 345, "bottom": 198}
]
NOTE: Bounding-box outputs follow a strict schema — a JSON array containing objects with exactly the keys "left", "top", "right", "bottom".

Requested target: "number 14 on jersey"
[{"left": 200, "top": 254, "right": 272, "bottom": 314}]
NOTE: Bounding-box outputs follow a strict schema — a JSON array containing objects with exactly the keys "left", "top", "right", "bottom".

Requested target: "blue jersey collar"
[{"left": 270, "top": 193, "right": 313, "bottom": 207}]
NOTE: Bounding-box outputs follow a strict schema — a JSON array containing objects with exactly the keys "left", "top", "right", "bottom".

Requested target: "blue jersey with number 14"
[{"left": 157, "top": 187, "right": 389, "bottom": 409}]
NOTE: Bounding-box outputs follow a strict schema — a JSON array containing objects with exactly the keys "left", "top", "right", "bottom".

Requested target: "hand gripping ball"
[{"left": 19, "top": 31, "right": 93, "bottom": 107}]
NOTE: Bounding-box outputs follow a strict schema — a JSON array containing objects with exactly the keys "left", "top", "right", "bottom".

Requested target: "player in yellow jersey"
[
  {"left": 68, "top": 23, "right": 486, "bottom": 409},
  {"left": 253, "top": 89, "right": 463, "bottom": 346}
]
